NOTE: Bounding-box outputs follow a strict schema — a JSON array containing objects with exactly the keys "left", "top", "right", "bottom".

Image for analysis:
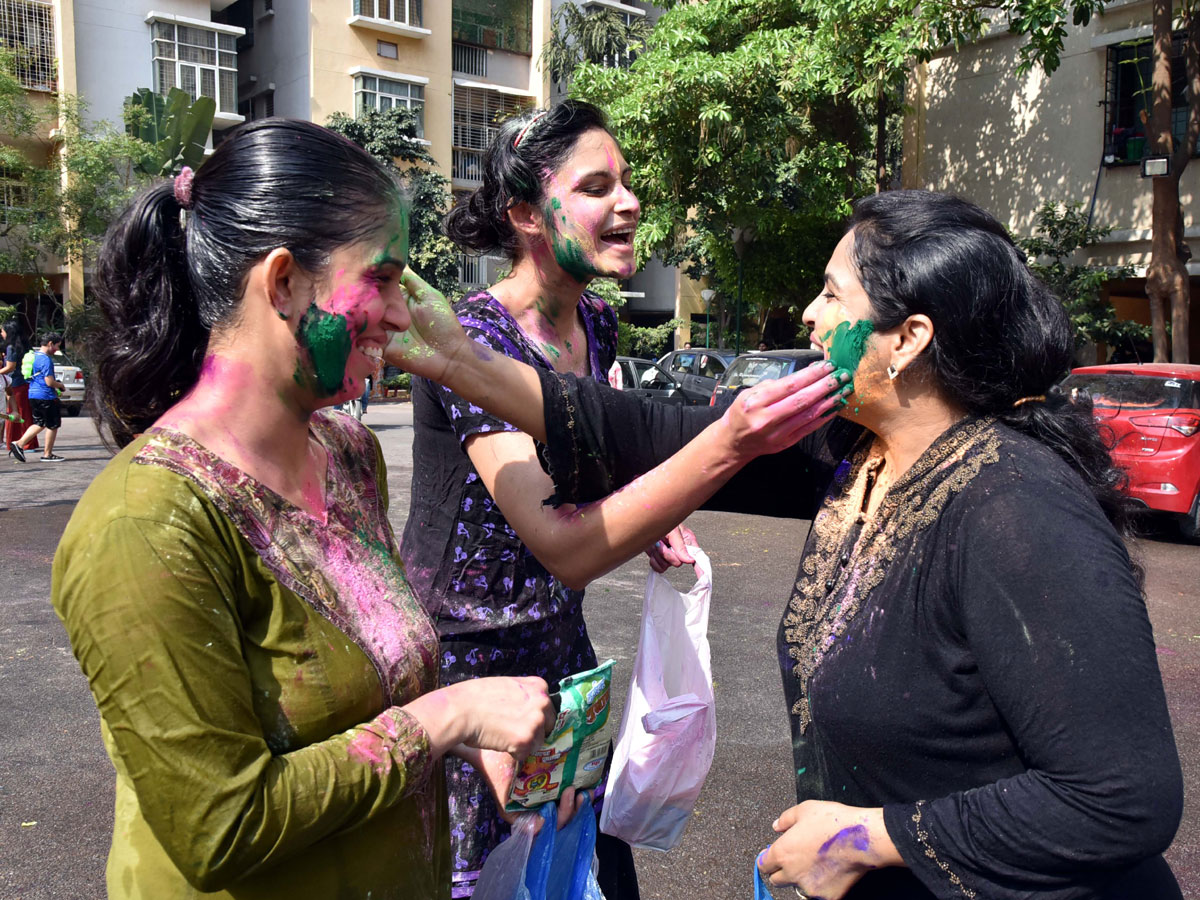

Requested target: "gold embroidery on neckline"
[{"left": 783, "top": 417, "right": 1002, "bottom": 732}]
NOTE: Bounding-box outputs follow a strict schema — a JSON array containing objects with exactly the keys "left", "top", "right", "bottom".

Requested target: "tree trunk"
[
  {"left": 1171, "top": 10, "right": 1199, "bottom": 363},
  {"left": 875, "top": 89, "right": 887, "bottom": 193},
  {"left": 1144, "top": 0, "right": 1186, "bottom": 362}
]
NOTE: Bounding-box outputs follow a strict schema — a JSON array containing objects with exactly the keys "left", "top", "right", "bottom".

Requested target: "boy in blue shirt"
[{"left": 11, "top": 332, "right": 66, "bottom": 462}]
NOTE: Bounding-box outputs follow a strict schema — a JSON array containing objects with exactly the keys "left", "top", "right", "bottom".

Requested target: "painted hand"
[
  {"left": 720, "top": 363, "right": 852, "bottom": 463},
  {"left": 758, "top": 801, "right": 902, "bottom": 899},
  {"left": 383, "top": 268, "right": 470, "bottom": 383},
  {"left": 645, "top": 523, "right": 698, "bottom": 573}
]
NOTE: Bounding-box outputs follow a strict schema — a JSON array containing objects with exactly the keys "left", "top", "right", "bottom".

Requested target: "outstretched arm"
[{"left": 388, "top": 269, "right": 849, "bottom": 589}]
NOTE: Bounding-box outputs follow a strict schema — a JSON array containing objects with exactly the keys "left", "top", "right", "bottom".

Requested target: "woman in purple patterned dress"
[{"left": 401, "top": 101, "right": 684, "bottom": 899}]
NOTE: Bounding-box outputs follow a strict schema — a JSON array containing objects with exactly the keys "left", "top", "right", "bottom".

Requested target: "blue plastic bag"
[
  {"left": 753, "top": 852, "right": 776, "bottom": 899},
  {"left": 473, "top": 795, "right": 605, "bottom": 900}
]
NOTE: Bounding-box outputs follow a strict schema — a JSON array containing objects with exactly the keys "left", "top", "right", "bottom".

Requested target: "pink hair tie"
[
  {"left": 512, "top": 111, "right": 547, "bottom": 149},
  {"left": 173, "top": 166, "right": 195, "bottom": 209}
]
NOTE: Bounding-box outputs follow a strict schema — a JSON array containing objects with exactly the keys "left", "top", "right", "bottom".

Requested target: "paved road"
[{"left": 2, "top": 404, "right": 1197, "bottom": 899}]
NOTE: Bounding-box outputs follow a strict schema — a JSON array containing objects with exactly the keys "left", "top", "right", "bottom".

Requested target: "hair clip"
[
  {"left": 1011, "top": 394, "right": 1046, "bottom": 408},
  {"left": 512, "top": 111, "right": 548, "bottom": 149}
]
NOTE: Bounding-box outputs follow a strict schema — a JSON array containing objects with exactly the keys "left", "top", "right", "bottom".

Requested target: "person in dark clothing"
[{"left": 389, "top": 190, "right": 1183, "bottom": 900}]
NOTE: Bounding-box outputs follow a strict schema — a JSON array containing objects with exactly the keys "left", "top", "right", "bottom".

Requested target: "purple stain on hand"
[{"left": 819, "top": 824, "right": 870, "bottom": 855}]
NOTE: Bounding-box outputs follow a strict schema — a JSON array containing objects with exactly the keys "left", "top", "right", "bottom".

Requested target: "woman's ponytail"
[{"left": 91, "top": 182, "right": 205, "bottom": 448}]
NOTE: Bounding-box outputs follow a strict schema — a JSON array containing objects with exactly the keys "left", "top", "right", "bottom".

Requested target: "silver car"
[{"left": 52, "top": 352, "right": 86, "bottom": 416}]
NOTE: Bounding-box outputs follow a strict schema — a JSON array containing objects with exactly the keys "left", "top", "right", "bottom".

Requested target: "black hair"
[
  {"left": 444, "top": 99, "right": 610, "bottom": 258},
  {"left": 40, "top": 331, "right": 63, "bottom": 346},
  {"left": 2, "top": 319, "right": 28, "bottom": 358},
  {"left": 91, "top": 118, "right": 402, "bottom": 448},
  {"left": 847, "top": 190, "right": 1139, "bottom": 545}
]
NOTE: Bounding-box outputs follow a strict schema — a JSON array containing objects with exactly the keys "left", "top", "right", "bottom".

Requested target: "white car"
[{"left": 52, "top": 352, "right": 86, "bottom": 417}]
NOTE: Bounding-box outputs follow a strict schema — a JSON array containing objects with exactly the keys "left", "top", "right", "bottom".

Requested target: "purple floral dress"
[{"left": 400, "top": 290, "right": 618, "bottom": 898}]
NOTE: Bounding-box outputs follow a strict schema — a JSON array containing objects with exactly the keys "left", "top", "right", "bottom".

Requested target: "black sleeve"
[
  {"left": 536, "top": 369, "right": 861, "bottom": 519},
  {"left": 883, "top": 463, "right": 1183, "bottom": 899}
]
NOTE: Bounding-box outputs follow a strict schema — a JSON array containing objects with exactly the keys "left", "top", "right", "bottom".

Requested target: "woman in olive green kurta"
[{"left": 53, "top": 119, "right": 555, "bottom": 899}]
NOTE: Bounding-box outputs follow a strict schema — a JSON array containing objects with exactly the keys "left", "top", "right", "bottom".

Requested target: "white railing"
[{"left": 452, "top": 42, "right": 488, "bottom": 77}]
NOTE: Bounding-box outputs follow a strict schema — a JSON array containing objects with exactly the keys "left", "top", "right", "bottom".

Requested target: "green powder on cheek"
[
  {"left": 295, "top": 304, "right": 353, "bottom": 396},
  {"left": 824, "top": 319, "right": 875, "bottom": 380}
]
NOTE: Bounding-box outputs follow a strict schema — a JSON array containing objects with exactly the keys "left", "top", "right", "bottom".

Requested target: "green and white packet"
[{"left": 506, "top": 659, "right": 615, "bottom": 812}]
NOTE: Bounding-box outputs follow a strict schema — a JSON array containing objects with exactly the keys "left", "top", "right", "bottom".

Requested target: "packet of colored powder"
[{"left": 506, "top": 659, "right": 615, "bottom": 812}]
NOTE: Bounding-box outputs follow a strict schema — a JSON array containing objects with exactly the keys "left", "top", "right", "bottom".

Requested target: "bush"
[{"left": 383, "top": 372, "right": 412, "bottom": 391}]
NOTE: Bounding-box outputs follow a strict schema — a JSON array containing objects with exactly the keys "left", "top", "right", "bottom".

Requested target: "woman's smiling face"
[
  {"left": 536, "top": 128, "right": 640, "bottom": 282},
  {"left": 294, "top": 212, "right": 411, "bottom": 404}
]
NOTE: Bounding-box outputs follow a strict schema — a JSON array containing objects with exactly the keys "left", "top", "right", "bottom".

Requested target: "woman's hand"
[
  {"left": 720, "top": 363, "right": 851, "bottom": 464},
  {"left": 457, "top": 747, "right": 589, "bottom": 834},
  {"left": 758, "top": 801, "right": 903, "bottom": 899},
  {"left": 646, "top": 523, "right": 698, "bottom": 573},
  {"left": 384, "top": 268, "right": 477, "bottom": 384},
  {"left": 404, "top": 675, "right": 555, "bottom": 762}
]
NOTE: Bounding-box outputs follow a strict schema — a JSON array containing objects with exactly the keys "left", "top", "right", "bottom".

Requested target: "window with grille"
[
  {"left": 355, "top": 75, "right": 424, "bottom": 136},
  {"left": 0, "top": 168, "right": 30, "bottom": 225},
  {"left": 353, "top": 0, "right": 423, "bottom": 28},
  {"left": 1104, "top": 34, "right": 1200, "bottom": 165},
  {"left": 452, "top": 86, "right": 531, "bottom": 183},
  {"left": 452, "top": 0, "right": 532, "bottom": 55},
  {"left": 452, "top": 85, "right": 528, "bottom": 150},
  {"left": 151, "top": 20, "right": 239, "bottom": 115},
  {"left": 0, "top": 0, "right": 56, "bottom": 92}
]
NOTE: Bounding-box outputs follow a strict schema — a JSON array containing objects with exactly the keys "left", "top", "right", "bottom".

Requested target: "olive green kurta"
[{"left": 52, "top": 412, "right": 449, "bottom": 899}]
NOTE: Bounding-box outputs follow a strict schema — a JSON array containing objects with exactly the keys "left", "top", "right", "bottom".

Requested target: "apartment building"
[
  {"left": 903, "top": 0, "right": 1200, "bottom": 357},
  {"left": 224, "top": 0, "right": 552, "bottom": 289},
  {"left": 0, "top": 0, "right": 80, "bottom": 314}
]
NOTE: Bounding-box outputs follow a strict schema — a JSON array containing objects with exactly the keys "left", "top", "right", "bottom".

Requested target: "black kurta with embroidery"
[{"left": 535, "top": 370, "right": 1183, "bottom": 900}]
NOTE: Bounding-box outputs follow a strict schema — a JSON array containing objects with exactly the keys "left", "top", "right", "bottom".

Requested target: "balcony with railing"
[
  {"left": 452, "top": 0, "right": 532, "bottom": 55},
  {"left": 348, "top": 0, "right": 430, "bottom": 38},
  {"left": 452, "top": 42, "right": 488, "bottom": 77}
]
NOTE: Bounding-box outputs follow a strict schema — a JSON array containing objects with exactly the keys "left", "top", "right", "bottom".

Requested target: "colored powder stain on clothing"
[
  {"left": 823, "top": 319, "right": 874, "bottom": 376},
  {"left": 296, "top": 304, "right": 353, "bottom": 396}
]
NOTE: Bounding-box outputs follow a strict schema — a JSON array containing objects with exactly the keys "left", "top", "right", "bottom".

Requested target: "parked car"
[
  {"left": 610, "top": 356, "right": 686, "bottom": 404},
  {"left": 52, "top": 351, "right": 86, "bottom": 417},
  {"left": 657, "top": 348, "right": 738, "bottom": 405},
  {"left": 709, "top": 349, "right": 824, "bottom": 410},
  {"left": 1061, "top": 363, "right": 1200, "bottom": 540}
]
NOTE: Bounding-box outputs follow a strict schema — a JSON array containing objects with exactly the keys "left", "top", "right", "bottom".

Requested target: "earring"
[
  {"left": 887, "top": 364, "right": 899, "bottom": 380},
  {"left": 276, "top": 309, "right": 290, "bottom": 321}
]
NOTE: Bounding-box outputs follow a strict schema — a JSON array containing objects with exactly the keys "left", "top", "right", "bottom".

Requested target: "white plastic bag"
[{"left": 599, "top": 546, "right": 716, "bottom": 851}]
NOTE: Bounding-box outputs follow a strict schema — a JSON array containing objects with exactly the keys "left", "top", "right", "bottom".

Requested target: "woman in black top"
[{"left": 391, "top": 191, "right": 1183, "bottom": 899}]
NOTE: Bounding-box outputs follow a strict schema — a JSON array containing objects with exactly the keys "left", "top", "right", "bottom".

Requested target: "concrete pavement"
[{"left": 1, "top": 403, "right": 1197, "bottom": 898}]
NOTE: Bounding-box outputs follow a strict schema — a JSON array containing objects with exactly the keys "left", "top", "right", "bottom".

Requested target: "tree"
[
  {"left": 1017, "top": 202, "right": 1147, "bottom": 358},
  {"left": 1144, "top": 0, "right": 1198, "bottom": 362},
  {"left": 124, "top": 87, "right": 215, "bottom": 177},
  {"left": 0, "top": 48, "right": 150, "bottom": 329},
  {"left": 540, "top": 3, "right": 651, "bottom": 93},
  {"left": 568, "top": 0, "right": 873, "bottom": 343},
  {"left": 325, "top": 107, "right": 459, "bottom": 296}
]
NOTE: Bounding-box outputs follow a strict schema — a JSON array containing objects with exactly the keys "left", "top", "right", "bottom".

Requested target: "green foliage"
[
  {"left": 0, "top": 49, "right": 150, "bottom": 303},
  {"left": 585, "top": 277, "right": 625, "bottom": 309},
  {"left": 1017, "top": 202, "right": 1148, "bottom": 349},
  {"left": 541, "top": 5, "right": 651, "bottom": 92},
  {"left": 617, "top": 317, "right": 684, "bottom": 359},
  {"left": 124, "top": 87, "right": 215, "bottom": 177},
  {"left": 326, "top": 107, "right": 459, "bottom": 296},
  {"left": 383, "top": 372, "right": 412, "bottom": 391},
  {"left": 569, "top": 0, "right": 869, "bottom": 338}
]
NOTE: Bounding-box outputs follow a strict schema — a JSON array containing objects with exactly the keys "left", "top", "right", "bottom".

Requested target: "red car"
[{"left": 1062, "top": 363, "right": 1200, "bottom": 540}]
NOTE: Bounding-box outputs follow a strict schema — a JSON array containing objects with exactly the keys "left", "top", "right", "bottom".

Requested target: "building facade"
[{"left": 903, "top": 0, "right": 1200, "bottom": 358}]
